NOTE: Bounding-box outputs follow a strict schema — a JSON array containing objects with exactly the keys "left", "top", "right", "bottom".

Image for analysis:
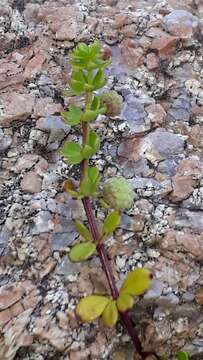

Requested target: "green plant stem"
[
  {"left": 81, "top": 122, "right": 89, "bottom": 181},
  {"left": 80, "top": 89, "right": 159, "bottom": 360},
  {"left": 81, "top": 91, "right": 92, "bottom": 182}
]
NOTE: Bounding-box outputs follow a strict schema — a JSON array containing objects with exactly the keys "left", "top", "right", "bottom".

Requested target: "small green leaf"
[
  {"left": 61, "top": 105, "right": 82, "bottom": 126},
  {"left": 93, "top": 69, "right": 107, "bottom": 90},
  {"left": 74, "top": 220, "right": 92, "bottom": 242},
  {"left": 80, "top": 176, "right": 92, "bottom": 197},
  {"left": 88, "top": 166, "right": 100, "bottom": 193},
  {"left": 116, "top": 293, "right": 134, "bottom": 313},
  {"left": 76, "top": 295, "right": 110, "bottom": 322},
  {"left": 120, "top": 268, "right": 152, "bottom": 296},
  {"left": 73, "top": 70, "right": 85, "bottom": 83},
  {"left": 176, "top": 351, "right": 189, "bottom": 360},
  {"left": 80, "top": 166, "right": 100, "bottom": 197},
  {"left": 82, "top": 110, "right": 98, "bottom": 122},
  {"left": 91, "top": 96, "right": 100, "bottom": 111},
  {"left": 77, "top": 43, "right": 89, "bottom": 56},
  {"left": 69, "top": 70, "right": 85, "bottom": 95},
  {"left": 60, "top": 142, "right": 83, "bottom": 164},
  {"left": 102, "top": 211, "right": 121, "bottom": 236},
  {"left": 69, "top": 242, "right": 96, "bottom": 262},
  {"left": 89, "top": 39, "right": 100, "bottom": 58},
  {"left": 88, "top": 166, "right": 99, "bottom": 183},
  {"left": 89, "top": 131, "right": 100, "bottom": 152},
  {"left": 82, "top": 144, "right": 95, "bottom": 160},
  {"left": 69, "top": 79, "right": 85, "bottom": 95},
  {"left": 101, "top": 300, "right": 118, "bottom": 328}
]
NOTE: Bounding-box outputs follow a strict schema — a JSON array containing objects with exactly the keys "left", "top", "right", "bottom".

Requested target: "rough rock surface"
[{"left": 0, "top": 0, "right": 203, "bottom": 359}]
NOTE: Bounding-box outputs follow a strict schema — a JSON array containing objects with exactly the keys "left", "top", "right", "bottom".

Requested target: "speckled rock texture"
[{"left": 0, "top": 0, "right": 203, "bottom": 359}]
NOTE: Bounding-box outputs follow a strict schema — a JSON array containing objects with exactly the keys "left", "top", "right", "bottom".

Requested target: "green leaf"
[
  {"left": 69, "top": 71, "right": 86, "bottom": 95},
  {"left": 88, "top": 166, "right": 100, "bottom": 193},
  {"left": 102, "top": 211, "right": 121, "bottom": 236},
  {"left": 61, "top": 105, "right": 82, "bottom": 126},
  {"left": 69, "top": 242, "right": 96, "bottom": 262},
  {"left": 80, "top": 166, "right": 100, "bottom": 197},
  {"left": 77, "top": 43, "right": 89, "bottom": 56},
  {"left": 69, "top": 79, "right": 85, "bottom": 95},
  {"left": 73, "top": 70, "right": 85, "bottom": 83},
  {"left": 88, "top": 166, "right": 99, "bottom": 183},
  {"left": 93, "top": 69, "right": 107, "bottom": 90},
  {"left": 91, "top": 96, "right": 100, "bottom": 111},
  {"left": 82, "top": 110, "right": 98, "bottom": 122},
  {"left": 101, "top": 300, "right": 118, "bottom": 328},
  {"left": 116, "top": 293, "right": 134, "bottom": 313},
  {"left": 76, "top": 295, "right": 110, "bottom": 322},
  {"left": 120, "top": 268, "right": 152, "bottom": 296},
  {"left": 82, "top": 144, "right": 95, "bottom": 160},
  {"left": 74, "top": 220, "right": 92, "bottom": 242},
  {"left": 80, "top": 176, "right": 92, "bottom": 197},
  {"left": 81, "top": 132, "right": 100, "bottom": 160},
  {"left": 60, "top": 142, "right": 83, "bottom": 164},
  {"left": 89, "top": 131, "right": 100, "bottom": 151},
  {"left": 89, "top": 39, "right": 101, "bottom": 58},
  {"left": 176, "top": 351, "right": 189, "bottom": 360}
]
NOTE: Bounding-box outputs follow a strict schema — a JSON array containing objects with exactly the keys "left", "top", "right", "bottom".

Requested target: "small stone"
[
  {"left": 145, "top": 104, "right": 166, "bottom": 128},
  {"left": 29, "top": 129, "right": 48, "bottom": 147},
  {"left": 170, "top": 175, "right": 195, "bottom": 202},
  {"left": 55, "top": 256, "right": 81, "bottom": 280},
  {"left": 185, "top": 79, "right": 201, "bottom": 96},
  {"left": 182, "top": 291, "right": 194, "bottom": 302},
  {"left": 24, "top": 52, "right": 47, "bottom": 79},
  {"left": 104, "top": 28, "right": 118, "bottom": 45},
  {"left": 52, "top": 231, "right": 77, "bottom": 250},
  {"left": 34, "top": 98, "right": 62, "bottom": 118},
  {"left": 144, "top": 280, "right": 165, "bottom": 300},
  {"left": 161, "top": 230, "right": 203, "bottom": 260},
  {"left": 157, "top": 293, "right": 180, "bottom": 307},
  {"left": 121, "top": 95, "right": 148, "bottom": 133},
  {"left": 0, "top": 131, "right": 12, "bottom": 152},
  {"left": 0, "top": 283, "right": 24, "bottom": 310},
  {"left": 120, "top": 38, "right": 144, "bottom": 69},
  {"left": 0, "top": 309, "right": 33, "bottom": 359},
  {"left": 39, "top": 258, "right": 56, "bottom": 279},
  {"left": 195, "top": 289, "right": 203, "bottom": 305},
  {"left": 32, "top": 211, "right": 54, "bottom": 234},
  {"left": 150, "top": 34, "right": 177, "bottom": 59},
  {"left": 36, "top": 116, "right": 70, "bottom": 133},
  {"left": 0, "top": 93, "right": 35, "bottom": 126},
  {"left": 157, "top": 158, "right": 179, "bottom": 177},
  {"left": 43, "top": 6, "right": 82, "bottom": 41},
  {"left": 33, "top": 318, "right": 69, "bottom": 351},
  {"left": 189, "top": 125, "right": 203, "bottom": 148},
  {"left": 175, "top": 209, "right": 203, "bottom": 232},
  {"left": 163, "top": 10, "right": 199, "bottom": 39},
  {"left": 20, "top": 171, "right": 42, "bottom": 193},
  {"left": 146, "top": 53, "right": 159, "bottom": 70},
  {"left": 140, "top": 128, "right": 185, "bottom": 164},
  {"left": 12, "top": 154, "right": 41, "bottom": 173},
  {"left": 114, "top": 14, "right": 129, "bottom": 28}
]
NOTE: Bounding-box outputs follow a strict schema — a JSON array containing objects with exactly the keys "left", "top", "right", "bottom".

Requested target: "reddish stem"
[{"left": 82, "top": 197, "right": 152, "bottom": 360}]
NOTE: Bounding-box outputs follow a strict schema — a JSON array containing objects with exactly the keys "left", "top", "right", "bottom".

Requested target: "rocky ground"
[{"left": 0, "top": 0, "right": 203, "bottom": 359}]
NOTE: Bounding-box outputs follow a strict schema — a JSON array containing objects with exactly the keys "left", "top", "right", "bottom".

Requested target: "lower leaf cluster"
[{"left": 76, "top": 268, "right": 152, "bottom": 328}]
